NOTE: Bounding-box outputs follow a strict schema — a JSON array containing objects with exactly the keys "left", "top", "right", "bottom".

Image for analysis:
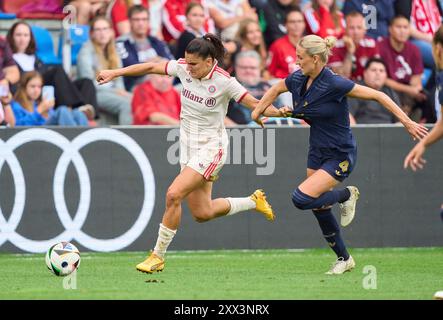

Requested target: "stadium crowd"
[{"left": 0, "top": 0, "right": 442, "bottom": 127}]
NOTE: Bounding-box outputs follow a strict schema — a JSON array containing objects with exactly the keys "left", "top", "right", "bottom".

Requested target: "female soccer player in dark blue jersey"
[
  {"left": 404, "top": 26, "right": 443, "bottom": 222},
  {"left": 253, "top": 35, "right": 428, "bottom": 274}
]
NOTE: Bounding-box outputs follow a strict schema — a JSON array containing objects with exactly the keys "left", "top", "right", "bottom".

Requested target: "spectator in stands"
[
  {"left": 328, "top": 11, "right": 380, "bottom": 81},
  {"left": 175, "top": 2, "right": 206, "bottom": 59},
  {"left": 227, "top": 50, "right": 282, "bottom": 124},
  {"left": 161, "top": 0, "right": 214, "bottom": 43},
  {"left": 116, "top": 5, "right": 174, "bottom": 91},
  {"left": 66, "top": 0, "right": 110, "bottom": 25},
  {"left": 207, "top": 0, "right": 258, "bottom": 41},
  {"left": 394, "top": 0, "right": 442, "bottom": 69},
  {"left": 108, "top": 0, "right": 149, "bottom": 38},
  {"left": 342, "top": 0, "right": 395, "bottom": 40},
  {"left": 378, "top": 15, "right": 433, "bottom": 122},
  {"left": 259, "top": 0, "right": 300, "bottom": 47},
  {"left": 131, "top": 73, "right": 181, "bottom": 125},
  {"left": 232, "top": 19, "right": 268, "bottom": 78},
  {"left": 6, "top": 21, "right": 98, "bottom": 120},
  {"left": 348, "top": 57, "right": 401, "bottom": 124},
  {"left": 0, "top": 37, "right": 20, "bottom": 91},
  {"left": 304, "top": 0, "right": 345, "bottom": 39},
  {"left": 11, "top": 71, "right": 89, "bottom": 126},
  {"left": 77, "top": 15, "right": 133, "bottom": 125},
  {"left": 268, "top": 7, "right": 305, "bottom": 79}
]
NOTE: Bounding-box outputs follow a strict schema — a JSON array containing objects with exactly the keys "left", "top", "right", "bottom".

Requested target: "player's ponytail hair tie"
[
  {"left": 324, "top": 36, "right": 337, "bottom": 50},
  {"left": 186, "top": 33, "right": 226, "bottom": 63},
  {"left": 298, "top": 35, "right": 336, "bottom": 63}
]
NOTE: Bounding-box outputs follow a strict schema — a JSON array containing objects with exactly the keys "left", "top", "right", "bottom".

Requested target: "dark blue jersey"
[{"left": 285, "top": 68, "right": 356, "bottom": 152}]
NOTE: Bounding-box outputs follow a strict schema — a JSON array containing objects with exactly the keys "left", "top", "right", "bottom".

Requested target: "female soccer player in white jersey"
[{"left": 97, "top": 33, "right": 287, "bottom": 273}]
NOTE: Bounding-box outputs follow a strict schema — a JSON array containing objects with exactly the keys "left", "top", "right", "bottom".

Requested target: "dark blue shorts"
[{"left": 307, "top": 146, "right": 357, "bottom": 182}]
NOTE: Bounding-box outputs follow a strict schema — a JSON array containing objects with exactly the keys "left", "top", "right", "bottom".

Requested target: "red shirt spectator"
[
  {"left": 132, "top": 76, "right": 181, "bottom": 125},
  {"left": 268, "top": 35, "right": 298, "bottom": 79},
  {"left": 162, "top": 0, "right": 214, "bottom": 42},
  {"left": 378, "top": 37, "right": 423, "bottom": 85},
  {"left": 329, "top": 37, "right": 379, "bottom": 81},
  {"left": 411, "top": 0, "right": 441, "bottom": 36},
  {"left": 304, "top": 2, "right": 345, "bottom": 39},
  {"left": 267, "top": 8, "right": 305, "bottom": 79},
  {"left": 110, "top": 0, "right": 149, "bottom": 38}
]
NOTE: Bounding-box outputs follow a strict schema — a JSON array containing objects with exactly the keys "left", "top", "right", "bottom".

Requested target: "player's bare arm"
[
  {"left": 96, "top": 60, "right": 168, "bottom": 85},
  {"left": 404, "top": 105, "right": 443, "bottom": 171},
  {"left": 241, "top": 93, "right": 290, "bottom": 118},
  {"left": 347, "top": 84, "right": 428, "bottom": 140},
  {"left": 253, "top": 80, "right": 289, "bottom": 122}
]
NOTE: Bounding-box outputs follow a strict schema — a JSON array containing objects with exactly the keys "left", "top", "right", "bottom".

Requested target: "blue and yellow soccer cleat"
[
  {"left": 250, "top": 189, "right": 275, "bottom": 221},
  {"left": 136, "top": 252, "right": 165, "bottom": 274}
]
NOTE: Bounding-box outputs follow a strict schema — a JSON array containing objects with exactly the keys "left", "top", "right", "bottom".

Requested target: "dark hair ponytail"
[{"left": 185, "top": 33, "right": 225, "bottom": 62}]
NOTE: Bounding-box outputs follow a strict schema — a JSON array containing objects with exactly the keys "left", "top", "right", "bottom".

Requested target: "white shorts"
[{"left": 180, "top": 142, "right": 228, "bottom": 181}]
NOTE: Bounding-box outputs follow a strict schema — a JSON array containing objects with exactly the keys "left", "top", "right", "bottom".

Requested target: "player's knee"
[
  {"left": 291, "top": 188, "right": 314, "bottom": 210},
  {"left": 191, "top": 208, "right": 212, "bottom": 223},
  {"left": 166, "top": 188, "right": 183, "bottom": 207}
]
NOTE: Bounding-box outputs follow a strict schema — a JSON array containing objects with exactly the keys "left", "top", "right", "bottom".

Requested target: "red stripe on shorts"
[{"left": 203, "top": 149, "right": 223, "bottom": 180}]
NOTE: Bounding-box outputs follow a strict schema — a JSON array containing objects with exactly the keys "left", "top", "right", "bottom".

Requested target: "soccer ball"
[
  {"left": 434, "top": 291, "right": 443, "bottom": 300},
  {"left": 45, "top": 242, "right": 81, "bottom": 276}
]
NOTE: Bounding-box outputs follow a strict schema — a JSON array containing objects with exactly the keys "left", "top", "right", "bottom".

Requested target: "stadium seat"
[
  {"left": 58, "top": 25, "right": 90, "bottom": 65},
  {"left": 1, "top": 0, "right": 65, "bottom": 20},
  {"left": 31, "top": 25, "right": 62, "bottom": 65},
  {"left": 0, "top": 10, "right": 16, "bottom": 19}
]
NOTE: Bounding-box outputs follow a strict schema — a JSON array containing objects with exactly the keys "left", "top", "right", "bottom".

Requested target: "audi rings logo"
[{"left": 0, "top": 128, "right": 155, "bottom": 253}]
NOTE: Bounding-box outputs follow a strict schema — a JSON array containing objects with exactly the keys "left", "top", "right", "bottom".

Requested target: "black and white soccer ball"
[{"left": 45, "top": 242, "right": 81, "bottom": 276}]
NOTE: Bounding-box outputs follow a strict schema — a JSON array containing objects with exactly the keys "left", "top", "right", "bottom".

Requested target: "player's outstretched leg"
[
  {"left": 136, "top": 223, "right": 176, "bottom": 274},
  {"left": 339, "top": 186, "right": 360, "bottom": 227},
  {"left": 250, "top": 189, "right": 275, "bottom": 221},
  {"left": 225, "top": 189, "right": 275, "bottom": 221},
  {"left": 136, "top": 168, "right": 203, "bottom": 274},
  {"left": 313, "top": 208, "right": 355, "bottom": 275}
]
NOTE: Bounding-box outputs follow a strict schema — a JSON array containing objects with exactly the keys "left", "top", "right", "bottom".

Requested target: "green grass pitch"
[{"left": 0, "top": 247, "right": 442, "bottom": 300}]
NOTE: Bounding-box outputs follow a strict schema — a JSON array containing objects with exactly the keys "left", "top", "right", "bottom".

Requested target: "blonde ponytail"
[{"left": 298, "top": 35, "right": 337, "bottom": 63}]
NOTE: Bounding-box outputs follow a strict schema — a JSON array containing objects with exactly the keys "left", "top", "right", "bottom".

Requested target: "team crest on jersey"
[
  {"left": 186, "top": 78, "right": 192, "bottom": 83},
  {"left": 205, "top": 97, "right": 216, "bottom": 108},
  {"left": 208, "top": 85, "right": 217, "bottom": 94}
]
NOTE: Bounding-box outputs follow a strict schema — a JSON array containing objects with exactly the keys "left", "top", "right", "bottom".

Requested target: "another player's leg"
[
  {"left": 136, "top": 167, "right": 205, "bottom": 274},
  {"left": 187, "top": 184, "right": 275, "bottom": 222},
  {"left": 292, "top": 169, "right": 355, "bottom": 274}
]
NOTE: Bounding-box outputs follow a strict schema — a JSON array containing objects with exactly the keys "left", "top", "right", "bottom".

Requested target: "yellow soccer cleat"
[
  {"left": 136, "top": 252, "right": 165, "bottom": 274},
  {"left": 250, "top": 189, "right": 275, "bottom": 221}
]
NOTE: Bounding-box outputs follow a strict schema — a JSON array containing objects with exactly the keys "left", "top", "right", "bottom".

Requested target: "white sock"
[
  {"left": 153, "top": 223, "right": 177, "bottom": 259},
  {"left": 226, "top": 197, "right": 256, "bottom": 216}
]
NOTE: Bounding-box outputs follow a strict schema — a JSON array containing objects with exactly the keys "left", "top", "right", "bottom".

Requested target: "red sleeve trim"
[
  {"left": 164, "top": 61, "right": 170, "bottom": 75},
  {"left": 237, "top": 91, "right": 248, "bottom": 103}
]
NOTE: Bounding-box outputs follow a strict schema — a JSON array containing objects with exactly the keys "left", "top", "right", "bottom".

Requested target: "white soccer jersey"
[{"left": 165, "top": 58, "right": 248, "bottom": 147}]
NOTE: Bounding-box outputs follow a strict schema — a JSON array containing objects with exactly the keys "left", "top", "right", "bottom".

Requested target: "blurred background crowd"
[{"left": 0, "top": 0, "right": 442, "bottom": 128}]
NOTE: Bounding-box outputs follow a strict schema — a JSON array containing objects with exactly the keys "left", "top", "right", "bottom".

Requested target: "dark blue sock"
[
  {"left": 292, "top": 188, "right": 351, "bottom": 210},
  {"left": 313, "top": 209, "right": 350, "bottom": 260}
]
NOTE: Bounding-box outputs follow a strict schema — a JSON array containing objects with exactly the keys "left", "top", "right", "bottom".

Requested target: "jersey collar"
[{"left": 202, "top": 60, "right": 218, "bottom": 80}]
